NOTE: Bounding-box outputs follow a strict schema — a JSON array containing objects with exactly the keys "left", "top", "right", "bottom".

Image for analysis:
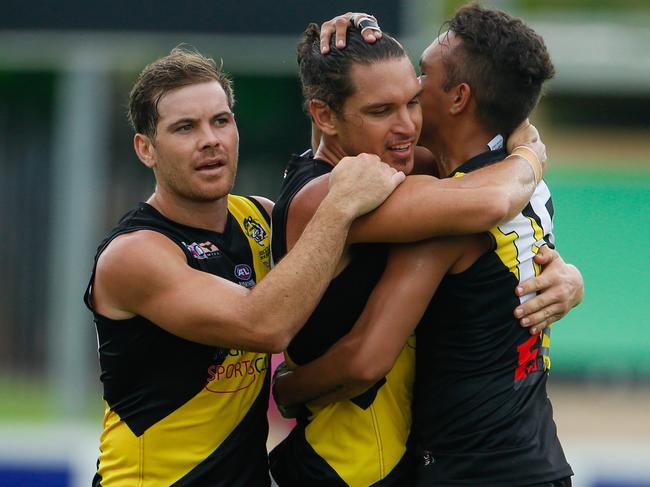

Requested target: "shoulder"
[
  {"left": 288, "top": 173, "right": 330, "bottom": 219},
  {"left": 283, "top": 173, "right": 330, "bottom": 251},
  {"left": 98, "top": 229, "right": 185, "bottom": 266},
  {"left": 248, "top": 195, "right": 274, "bottom": 219},
  {"left": 94, "top": 230, "right": 187, "bottom": 317}
]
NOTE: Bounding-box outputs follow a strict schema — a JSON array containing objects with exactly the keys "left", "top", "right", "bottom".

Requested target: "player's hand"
[
  {"left": 328, "top": 153, "right": 405, "bottom": 218},
  {"left": 320, "top": 12, "right": 383, "bottom": 53},
  {"left": 514, "top": 246, "right": 584, "bottom": 334},
  {"left": 507, "top": 119, "right": 547, "bottom": 176},
  {"left": 272, "top": 362, "right": 302, "bottom": 418}
]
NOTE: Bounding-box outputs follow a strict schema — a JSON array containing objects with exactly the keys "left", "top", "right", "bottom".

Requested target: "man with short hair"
[{"left": 83, "top": 47, "right": 405, "bottom": 487}]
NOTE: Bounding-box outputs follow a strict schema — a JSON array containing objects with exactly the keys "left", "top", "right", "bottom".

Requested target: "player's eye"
[{"left": 369, "top": 107, "right": 390, "bottom": 116}]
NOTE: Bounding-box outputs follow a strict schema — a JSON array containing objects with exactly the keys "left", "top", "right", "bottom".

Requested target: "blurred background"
[{"left": 0, "top": 0, "right": 648, "bottom": 486}]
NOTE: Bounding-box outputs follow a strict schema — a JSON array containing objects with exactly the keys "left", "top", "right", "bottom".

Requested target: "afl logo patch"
[{"left": 234, "top": 264, "right": 252, "bottom": 280}]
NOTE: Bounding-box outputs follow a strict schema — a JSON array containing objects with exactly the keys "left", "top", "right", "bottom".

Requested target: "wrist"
[
  {"left": 318, "top": 193, "right": 358, "bottom": 223},
  {"left": 506, "top": 146, "right": 542, "bottom": 185}
]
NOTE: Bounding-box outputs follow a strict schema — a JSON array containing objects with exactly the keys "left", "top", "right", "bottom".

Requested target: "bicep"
[
  {"left": 94, "top": 231, "right": 264, "bottom": 350},
  {"left": 250, "top": 195, "right": 274, "bottom": 218},
  {"left": 285, "top": 174, "right": 330, "bottom": 251}
]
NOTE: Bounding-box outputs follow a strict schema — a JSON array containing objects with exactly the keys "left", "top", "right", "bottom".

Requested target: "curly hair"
[
  {"left": 296, "top": 23, "right": 406, "bottom": 115},
  {"left": 443, "top": 3, "right": 555, "bottom": 135},
  {"left": 128, "top": 46, "right": 234, "bottom": 138}
]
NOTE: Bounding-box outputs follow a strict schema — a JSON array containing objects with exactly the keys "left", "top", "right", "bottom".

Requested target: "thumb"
[
  {"left": 533, "top": 252, "right": 552, "bottom": 265},
  {"left": 391, "top": 171, "right": 406, "bottom": 188}
]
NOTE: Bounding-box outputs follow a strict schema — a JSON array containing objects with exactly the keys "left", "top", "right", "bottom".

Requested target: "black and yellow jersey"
[
  {"left": 412, "top": 147, "right": 573, "bottom": 486},
  {"left": 269, "top": 152, "right": 415, "bottom": 487},
  {"left": 84, "top": 196, "right": 272, "bottom": 487}
]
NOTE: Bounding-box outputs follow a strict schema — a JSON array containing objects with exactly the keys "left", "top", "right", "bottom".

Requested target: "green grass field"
[{"left": 545, "top": 161, "right": 650, "bottom": 377}]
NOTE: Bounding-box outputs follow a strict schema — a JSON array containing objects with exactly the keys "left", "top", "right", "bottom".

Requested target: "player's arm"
[
  {"left": 273, "top": 236, "right": 477, "bottom": 407},
  {"left": 249, "top": 195, "right": 274, "bottom": 216},
  {"left": 515, "top": 246, "right": 585, "bottom": 334},
  {"left": 288, "top": 156, "right": 536, "bottom": 247},
  {"left": 288, "top": 123, "right": 544, "bottom": 245},
  {"left": 91, "top": 154, "right": 405, "bottom": 353}
]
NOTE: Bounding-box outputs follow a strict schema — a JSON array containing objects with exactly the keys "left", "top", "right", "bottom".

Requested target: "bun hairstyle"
[
  {"left": 296, "top": 22, "right": 406, "bottom": 115},
  {"left": 443, "top": 3, "right": 555, "bottom": 135}
]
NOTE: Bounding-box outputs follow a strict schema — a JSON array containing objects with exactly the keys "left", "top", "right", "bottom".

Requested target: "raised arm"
[
  {"left": 91, "top": 154, "right": 405, "bottom": 353},
  {"left": 273, "top": 235, "right": 479, "bottom": 408}
]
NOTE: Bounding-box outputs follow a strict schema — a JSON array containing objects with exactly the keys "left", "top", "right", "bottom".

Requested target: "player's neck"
[
  {"left": 437, "top": 123, "right": 495, "bottom": 176},
  {"left": 147, "top": 187, "right": 229, "bottom": 233},
  {"left": 314, "top": 141, "right": 345, "bottom": 168}
]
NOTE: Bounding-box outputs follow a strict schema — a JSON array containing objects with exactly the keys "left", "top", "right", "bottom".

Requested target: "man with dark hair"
[
  {"left": 83, "top": 46, "right": 406, "bottom": 486},
  {"left": 271, "top": 6, "right": 578, "bottom": 486},
  {"left": 267, "top": 14, "right": 579, "bottom": 486}
]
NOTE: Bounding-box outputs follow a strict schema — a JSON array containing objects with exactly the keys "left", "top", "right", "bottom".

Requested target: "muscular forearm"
[
  {"left": 348, "top": 155, "right": 535, "bottom": 243},
  {"left": 275, "top": 240, "right": 450, "bottom": 406},
  {"left": 275, "top": 336, "right": 375, "bottom": 406},
  {"left": 246, "top": 197, "right": 356, "bottom": 351},
  {"left": 441, "top": 154, "right": 537, "bottom": 222}
]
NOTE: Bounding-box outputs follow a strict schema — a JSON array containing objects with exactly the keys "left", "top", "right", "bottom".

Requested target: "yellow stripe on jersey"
[
  {"left": 97, "top": 351, "right": 268, "bottom": 486},
  {"left": 228, "top": 195, "right": 272, "bottom": 281},
  {"left": 455, "top": 171, "right": 552, "bottom": 288},
  {"left": 542, "top": 328, "right": 552, "bottom": 370},
  {"left": 490, "top": 227, "right": 522, "bottom": 281},
  {"left": 296, "top": 335, "right": 415, "bottom": 487}
]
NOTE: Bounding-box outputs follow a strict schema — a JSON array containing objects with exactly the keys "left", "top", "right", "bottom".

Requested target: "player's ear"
[
  {"left": 134, "top": 133, "right": 156, "bottom": 169},
  {"left": 309, "top": 99, "right": 338, "bottom": 136},
  {"left": 449, "top": 82, "right": 471, "bottom": 115}
]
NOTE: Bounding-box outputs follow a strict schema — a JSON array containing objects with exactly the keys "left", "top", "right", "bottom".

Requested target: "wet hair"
[
  {"left": 128, "top": 46, "right": 234, "bottom": 137},
  {"left": 296, "top": 23, "right": 407, "bottom": 115},
  {"left": 442, "top": 3, "right": 555, "bottom": 135}
]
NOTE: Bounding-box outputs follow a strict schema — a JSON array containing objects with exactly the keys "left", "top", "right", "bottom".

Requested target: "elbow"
[
  {"left": 266, "top": 331, "right": 292, "bottom": 354},
  {"left": 484, "top": 194, "right": 510, "bottom": 227},
  {"left": 347, "top": 349, "right": 393, "bottom": 384},
  {"left": 234, "top": 310, "right": 292, "bottom": 353},
  {"left": 254, "top": 324, "right": 291, "bottom": 353}
]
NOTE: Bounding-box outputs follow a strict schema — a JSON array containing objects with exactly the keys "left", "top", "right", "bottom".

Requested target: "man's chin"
[{"left": 387, "top": 158, "right": 414, "bottom": 175}]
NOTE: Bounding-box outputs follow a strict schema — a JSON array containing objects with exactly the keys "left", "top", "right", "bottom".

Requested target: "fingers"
[
  {"left": 320, "top": 14, "right": 354, "bottom": 53},
  {"left": 523, "top": 305, "right": 564, "bottom": 335},
  {"left": 516, "top": 273, "right": 549, "bottom": 297},
  {"left": 506, "top": 120, "right": 539, "bottom": 151},
  {"left": 320, "top": 12, "right": 382, "bottom": 53},
  {"left": 320, "top": 22, "right": 336, "bottom": 54},
  {"left": 532, "top": 245, "right": 558, "bottom": 266},
  {"left": 334, "top": 16, "right": 351, "bottom": 50},
  {"left": 354, "top": 15, "right": 382, "bottom": 43},
  {"left": 391, "top": 170, "right": 406, "bottom": 188},
  {"left": 515, "top": 295, "right": 564, "bottom": 331}
]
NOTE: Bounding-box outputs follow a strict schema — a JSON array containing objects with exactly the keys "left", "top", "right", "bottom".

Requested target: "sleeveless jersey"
[
  {"left": 269, "top": 152, "right": 416, "bottom": 487},
  {"left": 412, "top": 148, "right": 573, "bottom": 486},
  {"left": 84, "top": 195, "right": 272, "bottom": 487}
]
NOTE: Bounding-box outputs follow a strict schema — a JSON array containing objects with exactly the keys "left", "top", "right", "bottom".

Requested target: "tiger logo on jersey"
[{"left": 243, "top": 216, "right": 267, "bottom": 246}]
